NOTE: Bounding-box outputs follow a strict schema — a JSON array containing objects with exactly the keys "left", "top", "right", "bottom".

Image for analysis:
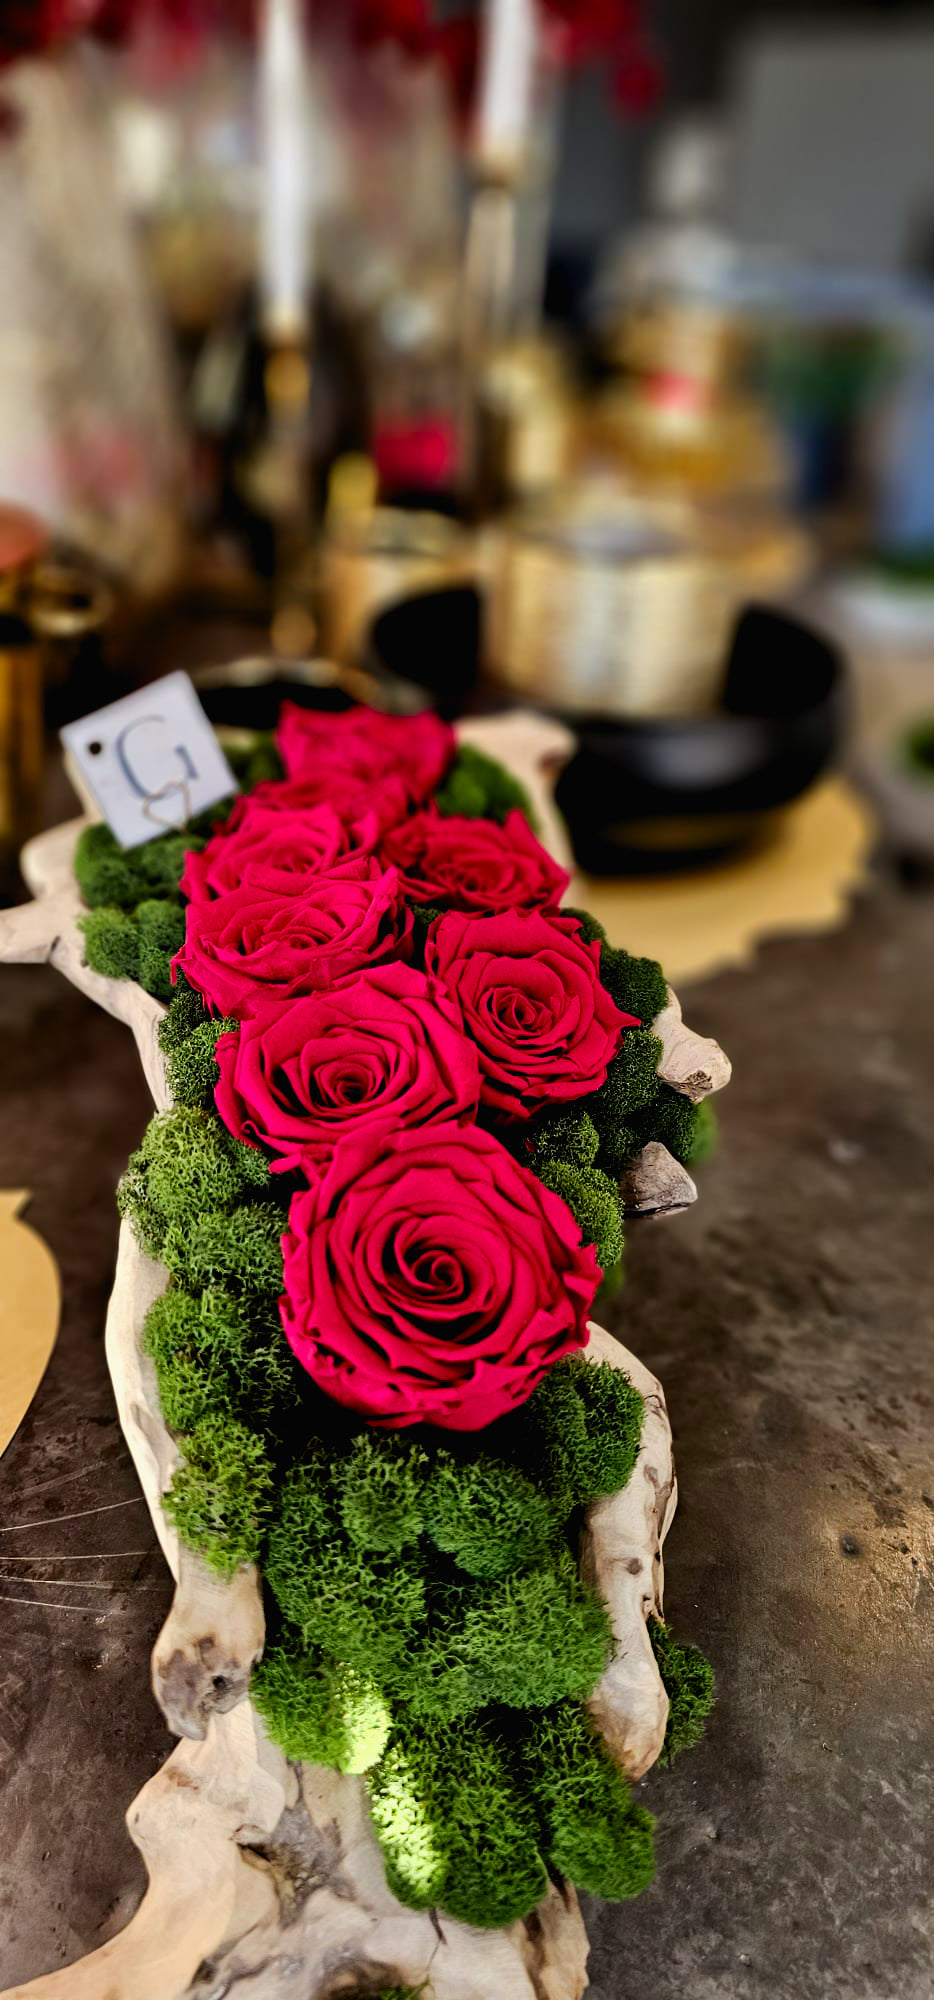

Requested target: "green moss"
[
  {"left": 142, "top": 1283, "right": 298, "bottom": 1435},
  {"left": 164, "top": 1016, "right": 238, "bottom": 1108},
  {"left": 73, "top": 820, "right": 198, "bottom": 910},
  {"left": 223, "top": 731, "right": 284, "bottom": 789},
  {"left": 79, "top": 906, "right": 140, "bottom": 984},
  {"left": 338, "top": 1434, "right": 427, "bottom": 1556},
  {"left": 685, "top": 1095, "right": 718, "bottom": 1166},
  {"left": 158, "top": 980, "right": 209, "bottom": 1052},
  {"left": 529, "top": 1108, "right": 600, "bottom": 1173},
  {"left": 455, "top": 1551, "right": 612, "bottom": 1710},
  {"left": 598, "top": 945, "right": 668, "bottom": 1027},
  {"left": 511, "top": 1356, "right": 644, "bottom": 1514},
  {"left": 136, "top": 899, "right": 186, "bottom": 1000},
  {"left": 649, "top": 1619, "right": 715, "bottom": 1763},
  {"left": 561, "top": 906, "right": 607, "bottom": 947},
  {"left": 368, "top": 1716, "right": 547, "bottom": 1928},
  {"left": 424, "top": 1454, "right": 556, "bottom": 1579},
  {"left": 537, "top": 1158, "right": 623, "bottom": 1273},
  {"left": 164, "top": 1412, "right": 274, "bottom": 1573},
  {"left": 400, "top": 1551, "right": 611, "bottom": 1721},
  {"left": 519, "top": 1701, "right": 656, "bottom": 1900},
  {"left": 587, "top": 1029, "right": 662, "bottom": 1173},
  {"left": 135, "top": 1107, "right": 269, "bottom": 1227},
  {"left": 266, "top": 1459, "right": 426, "bottom": 1679},
  {"left": 78, "top": 898, "right": 185, "bottom": 1001},
  {"left": 434, "top": 745, "right": 535, "bottom": 828},
  {"left": 162, "top": 1201, "right": 284, "bottom": 1297},
  {"left": 252, "top": 1632, "right": 391, "bottom": 1772}
]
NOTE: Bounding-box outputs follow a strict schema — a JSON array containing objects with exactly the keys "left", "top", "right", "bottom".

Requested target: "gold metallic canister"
[
  {"left": 487, "top": 484, "right": 811, "bottom": 718},
  {"left": 319, "top": 467, "right": 470, "bottom": 669}
]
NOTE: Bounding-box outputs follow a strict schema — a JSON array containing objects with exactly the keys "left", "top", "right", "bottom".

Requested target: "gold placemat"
[
  {"left": 569, "top": 777, "right": 875, "bottom": 986},
  {"left": 0, "top": 1191, "right": 61, "bottom": 1458}
]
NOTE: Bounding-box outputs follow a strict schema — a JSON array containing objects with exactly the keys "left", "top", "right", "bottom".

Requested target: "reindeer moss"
[
  {"left": 164, "top": 1412, "right": 274, "bottom": 1574},
  {"left": 252, "top": 1633, "right": 391, "bottom": 1772},
  {"left": 451, "top": 1551, "right": 612, "bottom": 1710},
  {"left": 73, "top": 820, "right": 197, "bottom": 910},
  {"left": 510, "top": 1356, "right": 644, "bottom": 1515},
  {"left": 158, "top": 980, "right": 209, "bottom": 1051},
  {"left": 598, "top": 945, "right": 668, "bottom": 1027},
  {"left": 536, "top": 1158, "right": 623, "bottom": 1273},
  {"left": 367, "top": 1716, "right": 547, "bottom": 1928},
  {"left": 142, "top": 1284, "right": 298, "bottom": 1436},
  {"left": 434, "top": 745, "right": 534, "bottom": 827},
  {"left": 266, "top": 1458, "right": 427, "bottom": 1679},
  {"left": 119, "top": 1106, "right": 271, "bottom": 1250},
  {"left": 529, "top": 1108, "right": 600, "bottom": 1173},
  {"left": 518, "top": 1701, "right": 656, "bottom": 1900},
  {"left": 162, "top": 1202, "right": 284, "bottom": 1297},
  {"left": 337, "top": 1433, "right": 428, "bottom": 1556},
  {"left": 649, "top": 1619, "right": 715, "bottom": 1763},
  {"left": 164, "top": 1015, "right": 238, "bottom": 1108},
  {"left": 79, "top": 900, "right": 185, "bottom": 1001},
  {"left": 423, "top": 1454, "right": 556, "bottom": 1579}
]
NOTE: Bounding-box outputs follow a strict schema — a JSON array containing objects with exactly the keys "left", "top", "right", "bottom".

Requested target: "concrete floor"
[{"left": 1, "top": 875, "right": 933, "bottom": 1996}]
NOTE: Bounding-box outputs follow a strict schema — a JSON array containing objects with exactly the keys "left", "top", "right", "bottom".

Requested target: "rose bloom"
[
  {"left": 280, "top": 1117, "right": 599, "bottom": 1430},
  {"left": 171, "top": 858, "right": 412, "bottom": 1017},
  {"left": 275, "top": 701, "right": 454, "bottom": 826},
  {"left": 226, "top": 769, "right": 413, "bottom": 840},
  {"left": 380, "top": 808, "right": 570, "bottom": 913},
  {"left": 213, "top": 962, "right": 479, "bottom": 1172},
  {"left": 181, "top": 800, "right": 379, "bottom": 903},
  {"left": 426, "top": 907, "right": 637, "bottom": 1121}
]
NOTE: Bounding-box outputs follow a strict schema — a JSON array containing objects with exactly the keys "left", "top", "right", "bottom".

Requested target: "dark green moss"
[
  {"left": 511, "top": 1356, "right": 644, "bottom": 1514},
  {"left": 164, "top": 1016, "right": 238, "bottom": 1108},
  {"left": 135, "top": 899, "right": 186, "bottom": 1000},
  {"left": 536, "top": 1158, "right": 623, "bottom": 1273},
  {"left": 266, "top": 1458, "right": 426, "bottom": 1679},
  {"left": 338, "top": 1434, "right": 427, "bottom": 1556},
  {"left": 434, "top": 745, "right": 535, "bottom": 828},
  {"left": 587, "top": 1028, "right": 663, "bottom": 1174},
  {"left": 649, "top": 1619, "right": 715, "bottom": 1763},
  {"left": 368, "top": 1716, "right": 547, "bottom": 1928},
  {"left": 74, "top": 820, "right": 198, "bottom": 910},
  {"left": 598, "top": 945, "right": 668, "bottom": 1027},
  {"left": 443, "top": 1550, "right": 612, "bottom": 1711},
  {"left": 164, "top": 1412, "right": 273, "bottom": 1574},
  {"left": 162, "top": 1201, "right": 284, "bottom": 1298},
  {"left": 561, "top": 907, "right": 607, "bottom": 947},
  {"left": 158, "top": 979, "right": 209, "bottom": 1051},
  {"left": 252, "top": 1631, "right": 391, "bottom": 1772},
  {"left": 78, "top": 898, "right": 185, "bottom": 1002},
  {"left": 529, "top": 1108, "right": 600, "bottom": 1173},
  {"left": 142, "top": 1283, "right": 298, "bottom": 1435},
  {"left": 79, "top": 906, "right": 141, "bottom": 984},
  {"left": 519, "top": 1701, "right": 655, "bottom": 1900},
  {"left": 424, "top": 1453, "right": 556, "bottom": 1579}
]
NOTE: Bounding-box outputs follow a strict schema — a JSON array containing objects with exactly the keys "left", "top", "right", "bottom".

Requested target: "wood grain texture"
[{"left": 0, "top": 718, "right": 731, "bottom": 1997}]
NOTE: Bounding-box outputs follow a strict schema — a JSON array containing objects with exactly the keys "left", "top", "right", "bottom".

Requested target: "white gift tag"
[{"left": 61, "top": 673, "right": 236, "bottom": 849}]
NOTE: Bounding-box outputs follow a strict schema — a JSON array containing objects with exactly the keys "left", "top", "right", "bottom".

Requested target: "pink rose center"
[{"left": 491, "top": 985, "right": 554, "bottom": 1037}]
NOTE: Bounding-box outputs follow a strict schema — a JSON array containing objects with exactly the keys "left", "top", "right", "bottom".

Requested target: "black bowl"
[{"left": 369, "top": 591, "right": 846, "bottom": 873}]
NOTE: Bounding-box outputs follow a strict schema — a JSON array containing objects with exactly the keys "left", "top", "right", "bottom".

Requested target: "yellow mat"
[
  {"left": 569, "top": 777, "right": 875, "bottom": 987},
  {"left": 0, "top": 1191, "right": 61, "bottom": 1459}
]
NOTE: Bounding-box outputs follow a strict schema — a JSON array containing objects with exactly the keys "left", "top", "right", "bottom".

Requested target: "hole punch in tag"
[{"left": 60, "top": 672, "right": 236, "bottom": 849}]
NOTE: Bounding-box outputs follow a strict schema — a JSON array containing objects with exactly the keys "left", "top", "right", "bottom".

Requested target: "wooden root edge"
[
  {"left": 0, "top": 776, "right": 694, "bottom": 1999},
  {"left": 1, "top": 1221, "right": 672, "bottom": 2000}
]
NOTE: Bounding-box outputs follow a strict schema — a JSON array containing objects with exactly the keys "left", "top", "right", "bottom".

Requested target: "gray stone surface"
[{"left": 1, "top": 880, "right": 933, "bottom": 1995}]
